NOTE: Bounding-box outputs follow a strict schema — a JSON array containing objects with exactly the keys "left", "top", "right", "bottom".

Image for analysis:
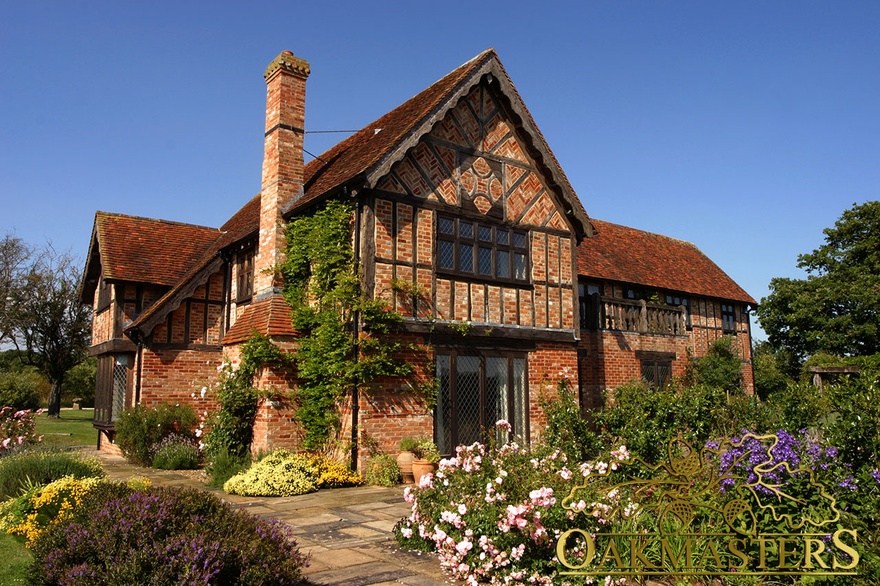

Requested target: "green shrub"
[
  {"left": 0, "top": 370, "right": 42, "bottom": 411},
  {"left": 151, "top": 434, "right": 201, "bottom": 470},
  {"left": 684, "top": 335, "right": 744, "bottom": 394},
  {"left": 205, "top": 446, "right": 252, "bottom": 488},
  {"left": 0, "top": 450, "right": 104, "bottom": 500},
  {"left": 203, "top": 361, "right": 261, "bottom": 460},
  {"left": 763, "top": 380, "right": 828, "bottom": 433},
  {"left": 540, "top": 379, "right": 600, "bottom": 462},
  {"left": 365, "top": 454, "right": 400, "bottom": 486},
  {"left": 825, "top": 376, "right": 880, "bottom": 471},
  {"left": 594, "top": 380, "right": 729, "bottom": 464},
  {"left": 114, "top": 403, "right": 197, "bottom": 466},
  {"left": 593, "top": 380, "right": 681, "bottom": 464},
  {"left": 224, "top": 449, "right": 318, "bottom": 496},
  {"left": 28, "top": 484, "right": 308, "bottom": 585},
  {"left": 61, "top": 358, "right": 96, "bottom": 408},
  {"left": 413, "top": 436, "right": 440, "bottom": 462},
  {"left": 399, "top": 437, "right": 419, "bottom": 452}
]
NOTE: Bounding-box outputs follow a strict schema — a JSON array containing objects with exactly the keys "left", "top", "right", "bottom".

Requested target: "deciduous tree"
[
  {"left": 757, "top": 201, "right": 880, "bottom": 360},
  {"left": 1, "top": 236, "right": 91, "bottom": 416},
  {"left": 0, "top": 235, "right": 31, "bottom": 345}
]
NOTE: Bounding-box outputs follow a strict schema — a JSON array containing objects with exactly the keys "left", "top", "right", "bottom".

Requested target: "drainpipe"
[
  {"left": 135, "top": 340, "right": 144, "bottom": 405},
  {"left": 222, "top": 251, "right": 232, "bottom": 338},
  {"left": 350, "top": 188, "right": 361, "bottom": 472},
  {"left": 744, "top": 304, "right": 755, "bottom": 395}
]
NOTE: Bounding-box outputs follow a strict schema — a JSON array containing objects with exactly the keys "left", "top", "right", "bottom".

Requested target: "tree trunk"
[{"left": 47, "top": 379, "right": 63, "bottom": 417}]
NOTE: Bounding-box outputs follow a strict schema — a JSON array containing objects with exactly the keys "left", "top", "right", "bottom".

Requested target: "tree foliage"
[
  {"left": 751, "top": 340, "right": 798, "bottom": 399},
  {"left": 758, "top": 201, "right": 880, "bottom": 360},
  {"left": 0, "top": 235, "right": 31, "bottom": 346},
  {"left": 0, "top": 235, "right": 92, "bottom": 416}
]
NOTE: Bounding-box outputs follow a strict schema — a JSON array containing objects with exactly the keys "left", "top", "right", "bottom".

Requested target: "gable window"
[
  {"left": 665, "top": 294, "right": 691, "bottom": 329},
  {"left": 721, "top": 303, "right": 737, "bottom": 333},
  {"left": 437, "top": 216, "right": 528, "bottom": 283},
  {"left": 235, "top": 245, "right": 255, "bottom": 303},
  {"left": 435, "top": 350, "right": 528, "bottom": 456}
]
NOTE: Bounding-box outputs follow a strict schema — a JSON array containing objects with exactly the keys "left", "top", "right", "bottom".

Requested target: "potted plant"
[
  {"left": 397, "top": 437, "right": 419, "bottom": 483},
  {"left": 410, "top": 436, "right": 440, "bottom": 484}
]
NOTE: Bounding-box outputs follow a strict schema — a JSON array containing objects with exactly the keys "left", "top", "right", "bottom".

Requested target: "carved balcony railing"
[{"left": 582, "top": 295, "right": 687, "bottom": 336}]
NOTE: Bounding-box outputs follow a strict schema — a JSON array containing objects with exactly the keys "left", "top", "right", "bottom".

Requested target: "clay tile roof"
[
  {"left": 222, "top": 296, "right": 299, "bottom": 345},
  {"left": 297, "top": 50, "right": 497, "bottom": 208},
  {"left": 123, "top": 194, "right": 262, "bottom": 334},
  {"left": 93, "top": 212, "right": 220, "bottom": 286},
  {"left": 578, "top": 219, "right": 755, "bottom": 304}
]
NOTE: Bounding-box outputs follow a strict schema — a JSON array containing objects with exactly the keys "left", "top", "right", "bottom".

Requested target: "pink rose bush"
[
  {"left": 394, "top": 422, "right": 631, "bottom": 585},
  {"left": 0, "top": 406, "right": 42, "bottom": 454}
]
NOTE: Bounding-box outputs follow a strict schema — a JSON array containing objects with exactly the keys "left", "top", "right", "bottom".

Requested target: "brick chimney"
[{"left": 254, "top": 50, "right": 310, "bottom": 298}]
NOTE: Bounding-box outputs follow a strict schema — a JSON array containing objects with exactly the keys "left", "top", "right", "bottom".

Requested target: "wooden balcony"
[{"left": 582, "top": 295, "right": 687, "bottom": 336}]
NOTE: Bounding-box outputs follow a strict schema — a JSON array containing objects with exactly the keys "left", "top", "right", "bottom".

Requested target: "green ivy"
[
  {"left": 204, "top": 333, "right": 292, "bottom": 458},
  {"left": 281, "top": 200, "right": 412, "bottom": 450}
]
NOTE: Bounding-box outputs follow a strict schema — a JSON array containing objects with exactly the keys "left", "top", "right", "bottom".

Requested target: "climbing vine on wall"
[
  {"left": 204, "top": 333, "right": 293, "bottom": 458},
  {"left": 281, "top": 200, "right": 412, "bottom": 450}
]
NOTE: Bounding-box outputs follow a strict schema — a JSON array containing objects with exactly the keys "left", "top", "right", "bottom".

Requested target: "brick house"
[{"left": 80, "top": 49, "right": 755, "bottom": 466}]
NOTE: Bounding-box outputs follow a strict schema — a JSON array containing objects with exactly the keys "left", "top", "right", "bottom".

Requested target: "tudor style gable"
[{"left": 367, "top": 74, "right": 587, "bottom": 336}]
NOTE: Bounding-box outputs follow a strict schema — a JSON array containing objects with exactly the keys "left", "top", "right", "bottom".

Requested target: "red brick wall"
[
  {"left": 342, "top": 333, "right": 435, "bottom": 471},
  {"left": 138, "top": 348, "right": 222, "bottom": 415},
  {"left": 250, "top": 345, "right": 302, "bottom": 453},
  {"left": 528, "top": 342, "right": 580, "bottom": 443},
  {"left": 578, "top": 330, "right": 690, "bottom": 398}
]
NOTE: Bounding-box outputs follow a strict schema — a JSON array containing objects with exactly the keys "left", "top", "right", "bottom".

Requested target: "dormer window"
[
  {"left": 235, "top": 245, "right": 255, "bottom": 303},
  {"left": 437, "top": 215, "right": 528, "bottom": 283}
]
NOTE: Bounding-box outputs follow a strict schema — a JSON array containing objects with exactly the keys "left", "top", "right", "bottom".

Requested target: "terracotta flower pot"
[
  {"left": 411, "top": 459, "right": 438, "bottom": 485},
  {"left": 397, "top": 450, "right": 415, "bottom": 483}
]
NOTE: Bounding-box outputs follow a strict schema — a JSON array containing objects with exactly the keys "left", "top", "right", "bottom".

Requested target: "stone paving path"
[{"left": 85, "top": 450, "right": 452, "bottom": 586}]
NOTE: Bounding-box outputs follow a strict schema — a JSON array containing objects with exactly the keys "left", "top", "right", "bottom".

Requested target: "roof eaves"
[
  {"left": 125, "top": 255, "right": 225, "bottom": 338},
  {"left": 363, "top": 50, "right": 497, "bottom": 188},
  {"left": 360, "top": 50, "right": 591, "bottom": 241}
]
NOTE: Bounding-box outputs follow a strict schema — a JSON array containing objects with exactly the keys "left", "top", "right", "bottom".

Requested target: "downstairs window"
[{"left": 435, "top": 350, "right": 528, "bottom": 456}]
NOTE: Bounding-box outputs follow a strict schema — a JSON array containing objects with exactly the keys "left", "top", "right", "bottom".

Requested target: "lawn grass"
[
  {"left": 34, "top": 408, "right": 97, "bottom": 449},
  {"left": 0, "top": 532, "right": 30, "bottom": 585}
]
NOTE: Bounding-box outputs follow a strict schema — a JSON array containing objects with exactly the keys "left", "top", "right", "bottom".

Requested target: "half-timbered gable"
[{"left": 370, "top": 78, "right": 580, "bottom": 335}]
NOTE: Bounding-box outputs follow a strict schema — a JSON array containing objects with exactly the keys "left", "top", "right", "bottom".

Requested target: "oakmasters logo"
[{"left": 555, "top": 434, "right": 859, "bottom": 579}]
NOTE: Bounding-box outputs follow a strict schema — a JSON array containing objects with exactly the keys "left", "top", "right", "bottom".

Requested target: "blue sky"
[{"left": 2, "top": 1, "right": 878, "bottom": 340}]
